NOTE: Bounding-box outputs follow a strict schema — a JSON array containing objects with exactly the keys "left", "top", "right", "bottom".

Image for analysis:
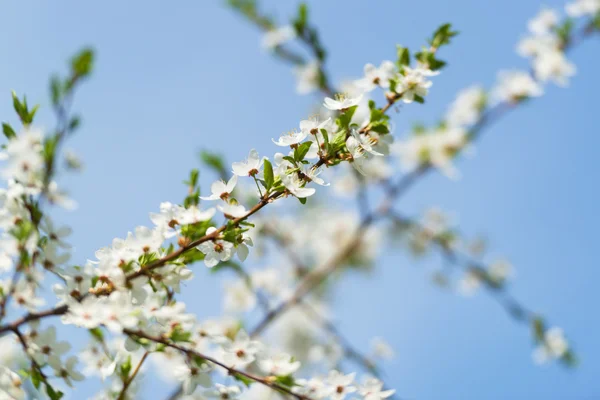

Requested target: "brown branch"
[
  {"left": 123, "top": 329, "right": 313, "bottom": 400},
  {"left": 0, "top": 305, "right": 69, "bottom": 336},
  {"left": 117, "top": 351, "right": 150, "bottom": 400}
]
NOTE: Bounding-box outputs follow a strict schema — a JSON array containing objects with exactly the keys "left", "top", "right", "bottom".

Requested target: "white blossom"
[
  {"left": 259, "top": 352, "right": 301, "bottom": 376},
  {"left": 359, "top": 378, "right": 396, "bottom": 400},
  {"left": 221, "top": 330, "right": 262, "bottom": 367},
  {"left": 232, "top": 149, "right": 265, "bottom": 177},
  {"left": 197, "top": 227, "right": 235, "bottom": 268},
  {"left": 282, "top": 172, "right": 316, "bottom": 198},
  {"left": 396, "top": 66, "right": 437, "bottom": 103},
  {"left": 533, "top": 50, "right": 576, "bottom": 86},
  {"left": 566, "top": 0, "right": 600, "bottom": 16},
  {"left": 533, "top": 327, "right": 569, "bottom": 364},
  {"left": 294, "top": 61, "right": 321, "bottom": 94},
  {"left": 174, "top": 363, "right": 213, "bottom": 395},
  {"left": 262, "top": 25, "right": 296, "bottom": 50},
  {"left": 201, "top": 175, "right": 238, "bottom": 201},
  {"left": 445, "top": 86, "right": 486, "bottom": 127},
  {"left": 323, "top": 93, "right": 364, "bottom": 111},
  {"left": 492, "top": 70, "right": 543, "bottom": 102},
  {"left": 355, "top": 61, "right": 396, "bottom": 92},
  {"left": 272, "top": 130, "right": 307, "bottom": 147},
  {"left": 528, "top": 8, "right": 559, "bottom": 35}
]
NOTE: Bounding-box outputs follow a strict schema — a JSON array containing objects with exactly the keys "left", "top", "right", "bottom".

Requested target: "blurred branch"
[{"left": 227, "top": 0, "right": 335, "bottom": 96}]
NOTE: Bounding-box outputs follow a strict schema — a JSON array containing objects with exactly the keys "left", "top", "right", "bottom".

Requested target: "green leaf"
[
  {"left": 45, "top": 383, "right": 64, "bottom": 400},
  {"left": 263, "top": 159, "right": 274, "bottom": 190},
  {"left": 89, "top": 327, "right": 104, "bottom": 342},
  {"left": 320, "top": 128, "right": 329, "bottom": 145},
  {"left": 282, "top": 155, "right": 296, "bottom": 165},
  {"left": 275, "top": 375, "right": 296, "bottom": 387},
  {"left": 71, "top": 48, "right": 95, "bottom": 78},
  {"left": 31, "top": 367, "right": 42, "bottom": 389},
  {"left": 413, "top": 94, "right": 425, "bottom": 104},
  {"left": 294, "top": 141, "right": 313, "bottom": 162},
  {"left": 170, "top": 326, "right": 192, "bottom": 343},
  {"left": 2, "top": 123, "right": 16, "bottom": 140},
  {"left": 336, "top": 105, "right": 358, "bottom": 130},
  {"left": 370, "top": 123, "right": 389, "bottom": 134},
  {"left": 294, "top": 3, "right": 308, "bottom": 33},
  {"left": 554, "top": 18, "right": 574, "bottom": 45},
  {"left": 396, "top": 45, "right": 410, "bottom": 67},
  {"left": 120, "top": 356, "right": 132, "bottom": 380},
  {"left": 199, "top": 150, "right": 228, "bottom": 180},
  {"left": 232, "top": 372, "right": 254, "bottom": 387},
  {"left": 430, "top": 23, "right": 459, "bottom": 49},
  {"left": 298, "top": 197, "right": 307, "bottom": 205}
]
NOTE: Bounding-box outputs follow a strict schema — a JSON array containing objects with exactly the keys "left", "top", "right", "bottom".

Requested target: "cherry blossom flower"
[
  {"left": 259, "top": 352, "right": 301, "bottom": 376},
  {"left": 566, "top": 0, "right": 600, "bottom": 16},
  {"left": 261, "top": 25, "right": 297, "bottom": 49},
  {"left": 356, "top": 60, "right": 396, "bottom": 92},
  {"left": 221, "top": 330, "right": 262, "bottom": 367},
  {"left": 396, "top": 66, "right": 437, "bottom": 103},
  {"left": 324, "top": 370, "right": 357, "bottom": 400},
  {"left": 204, "top": 384, "right": 242, "bottom": 399},
  {"left": 272, "top": 129, "right": 308, "bottom": 147},
  {"left": 492, "top": 70, "right": 543, "bottom": 102},
  {"left": 359, "top": 378, "right": 396, "bottom": 400},
  {"left": 282, "top": 172, "right": 316, "bottom": 198},
  {"left": 528, "top": 8, "right": 559, "bottom": 35},
  {"left": 232, "top": 149, "right": 265, "bottom": 177},
  {"left": 197, "top": 227, "right": 235, "bottom": 268},
  {"left": 174, "top": 363, "right": 213, "bottom": 395},
  {"left": 55, "top": 356, "right": 85, "bottom": 387},
  {"left": 323, "top": 93, "right": 364, "bottom": 111},
  {"left": 201, "top": 175, "right": 238, "bottom": 201},
  {"left": 533, "top": 327, "right": 569, "bottom": 364},
  {"left": 294, "top": 61, "right": 321, "bottom": 94},
  {"left": 217, "top": 202, "right": 247, "bottom": 219}
]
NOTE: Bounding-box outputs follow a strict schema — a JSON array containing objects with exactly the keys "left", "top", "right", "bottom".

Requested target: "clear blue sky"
[{"left": 1, "top": 1, "right": 599, "bottom": 399}]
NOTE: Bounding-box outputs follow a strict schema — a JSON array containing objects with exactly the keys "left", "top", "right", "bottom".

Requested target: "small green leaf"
[
  {"left": 120, "top": 356, "right": 132, "bottom": 380},
  {"left": 396, "top": 45, "right": 410, "bottom": 67},
  {"left": 282, "top": 155, "right": 296, "bottom": 165},
  {"left": 199, "top": 150, "right": 228, "bottom": 180},
  {"left": 320, "top": 128, "right": 329, "bottom": 145},
  {"left": 170, "top": 326, "right": 192, "bottom": 343},
  {"left": 263, "top": 159, "right": 274, "bottom": 190},
  {"left": 232, "top": 372, "right": 254, "bottom": 387},
  {"left": 294, "top": 141, "right": 313, "bottom": 162},
  {"left": 31, "top": 367, "right": 42, "bottom": 389},
  {"left": 2, "top": 123, "right": 16, "bottom": 140},
  {"left": 89, "top": 327, "right": 104, "bottom": 342},
  {"left": 275, "top": 375, "right": 296, "bottom": 387},
  {"left": 430, "top": 23, "right": 459, "bottom": 49},
  {"left": 71, "top": 48, "right": 95, "bottom": 78},
  {"left": 45, "top": 383, "right": 64, "bottom": 400}
]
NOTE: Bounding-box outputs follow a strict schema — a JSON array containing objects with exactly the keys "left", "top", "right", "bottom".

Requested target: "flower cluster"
[
  {"left": 517, "top": 8, "right": 577, "bottom": 87},
  {"left": 0, "top": 2, "right": 594, "bottom": 398}
]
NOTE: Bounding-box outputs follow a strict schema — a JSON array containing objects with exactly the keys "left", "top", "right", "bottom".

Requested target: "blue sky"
[{"left": 1, "top": 1, "right": 599, "bottom": 399}]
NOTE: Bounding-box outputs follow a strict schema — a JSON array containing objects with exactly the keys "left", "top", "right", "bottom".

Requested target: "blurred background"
[{"left": 1, "top": 0, "right": 599, "bottom": 399}]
